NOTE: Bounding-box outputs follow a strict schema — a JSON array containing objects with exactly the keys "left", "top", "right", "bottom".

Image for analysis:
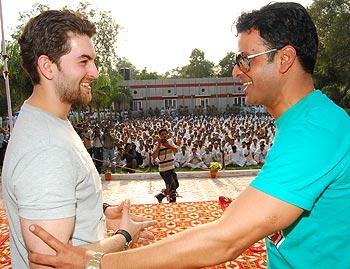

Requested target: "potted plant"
[
  {"left": 104, "top": 163, "right": 112, "bottom": 181},
  {"left": 209, "top": 162, "right": 222, "bottom": 178}
]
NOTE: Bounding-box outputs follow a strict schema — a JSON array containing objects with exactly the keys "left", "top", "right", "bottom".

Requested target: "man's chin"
[
  {"left": 75, "top": 96, "right": 92, "bottom": 106},
  {"left": 245, "top": 96, "right": 261, "bottom": 106},
  {"left": 245, "top": 98, "right": 254, "bottom": 106}
]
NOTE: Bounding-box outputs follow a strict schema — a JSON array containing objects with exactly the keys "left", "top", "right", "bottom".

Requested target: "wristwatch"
[
  {"left": 103, "top": 203, "right": 111, "bottom": 214},
  {"left": 114, "top": 229, "right": 132, "bottom": 249},
  {"left": 85, "top": 252, "right": 105, "bottom": 269}
]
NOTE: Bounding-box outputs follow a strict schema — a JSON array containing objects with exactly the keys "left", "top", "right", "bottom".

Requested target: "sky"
[{"left": 1, "top": 0, "right": 313, "bottom": 74}]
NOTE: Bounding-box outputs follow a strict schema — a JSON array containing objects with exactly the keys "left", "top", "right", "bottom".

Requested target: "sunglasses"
[{"left": 234, "top": 48, "right": 277, "bottom": 73}]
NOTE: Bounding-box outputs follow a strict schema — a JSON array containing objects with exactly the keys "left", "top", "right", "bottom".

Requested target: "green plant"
[{"left": 209, "top": 162, "right": 222, "bottom": 171}]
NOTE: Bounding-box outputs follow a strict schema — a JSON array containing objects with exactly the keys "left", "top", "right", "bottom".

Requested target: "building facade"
[{"left": 122, "top": 77, "right": 246, "bottom": 113}]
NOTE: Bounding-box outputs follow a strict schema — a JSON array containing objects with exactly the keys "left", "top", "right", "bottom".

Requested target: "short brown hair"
[
  {"left": 159, "top": 128, "right": 168, "bottom": 135},
  {"left": 19, "top": 9, "right": 96, "bottom": 85}
]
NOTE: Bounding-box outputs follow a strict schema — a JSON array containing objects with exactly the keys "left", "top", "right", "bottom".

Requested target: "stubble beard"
[{"left": 55, "top": 75, "right": 92, "bottom": 106}]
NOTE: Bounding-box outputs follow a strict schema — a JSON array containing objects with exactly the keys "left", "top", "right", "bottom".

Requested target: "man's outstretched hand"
[{"left": 105, "top": 200, "right": 157, "bottom": 245}]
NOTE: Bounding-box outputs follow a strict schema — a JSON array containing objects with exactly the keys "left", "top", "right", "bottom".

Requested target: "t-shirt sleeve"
[
  {"left": 251, "top": 124, "right": 339, "bottom": 211},
  {"left": 15, "top": 146, "right": 77, "bottom": 220}
]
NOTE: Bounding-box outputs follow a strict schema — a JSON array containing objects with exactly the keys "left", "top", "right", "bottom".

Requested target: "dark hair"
[
  {"left": 236, "top": 2, "right": 318, "bottom": 74},
  {"left": 159, "top": 128, "right": 168, "bottom": 135},
  {"left": 19, "top": 9, "right": 96, "bottom": 85}
]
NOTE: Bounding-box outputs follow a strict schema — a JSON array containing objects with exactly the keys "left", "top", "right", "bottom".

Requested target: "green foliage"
[
  {"left": 179, "top": 48, "right": 215, "bottom": 78},
  {"left": 133, "top": 67, "right": 161, "bottom": 80},
  {"left": 209, "top": 162, "right": 222, "bottom": 171},
  {"left": 0, "top": 95, "right": 7, "bottom": 116},
  {"left": 108, "top": 69, "right": 131, "bottom": 111},
  {"left": 11, "top": 3, "right": 50, "bottom": 40},
  {"left": 309, "top": 0, "right": 350, "bottom": 108},
  {"left": 75, "top": 2, "right": 120, "bottom": 73},
  {"left": 0, "top": 41, "right": 32, "bottom": 114},
  {"left": 218, "top": 52, "right": 236, "bottom": 77},
  {"left": 115, "top": 57, "right": 136, "bottom": 72}
]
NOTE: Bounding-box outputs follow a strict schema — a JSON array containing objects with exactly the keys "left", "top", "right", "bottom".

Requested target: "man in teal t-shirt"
[
  {"left": 27, "top": 3, "right": 350, "bottom": 269},
  {"left": 252, "top": 90, "right": 350, "bottom": 268}
]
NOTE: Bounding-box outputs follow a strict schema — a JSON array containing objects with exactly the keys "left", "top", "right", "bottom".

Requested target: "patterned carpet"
[{"left": 0, "top": 200, "right": 266, "bottom": 268}]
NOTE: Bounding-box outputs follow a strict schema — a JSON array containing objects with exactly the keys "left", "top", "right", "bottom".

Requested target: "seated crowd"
[{"left": 74, "top": 111, "right": 275, "bottom": 174}]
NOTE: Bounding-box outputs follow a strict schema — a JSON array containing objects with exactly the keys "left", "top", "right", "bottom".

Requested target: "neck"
[
  {"left": 267, "top": 73, "right": 315, "bottom": 119},
  {"left": 26, "top": 84, "right": 71, "bottom": 120}
]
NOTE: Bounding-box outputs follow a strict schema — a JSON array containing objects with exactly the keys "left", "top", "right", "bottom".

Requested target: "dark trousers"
[
  {"left": 93, "top": 147, "right": 103, "bottom": 173},
  {"left": 159, "top": 169, "right": 179, "bottom": 202}
]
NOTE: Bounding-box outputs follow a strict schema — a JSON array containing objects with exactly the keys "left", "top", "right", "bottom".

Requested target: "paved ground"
[{"left": 0, "top": 170, "right": 258, "bottom": 208}]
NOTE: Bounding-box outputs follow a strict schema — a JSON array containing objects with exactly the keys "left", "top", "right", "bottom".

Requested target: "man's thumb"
[{"left": 122, "top": 199, "right": 130, "bottom": 215}]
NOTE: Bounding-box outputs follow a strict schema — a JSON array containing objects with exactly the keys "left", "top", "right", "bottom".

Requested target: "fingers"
[
  {"left": 29, "top": 224, "right": 65, "bottom": 252},
  {"left": 141, "top": 220, "right": 158, "bottom": 229},
  {"left": 135, "top": 231, "right": 155, "bottom": 246},
  {"left": 28, "top": 252, "right": 59, "bottom": 267},
  {"left": 117, "top": 202, "right": 124, "bottom": 210},
  {"left": 122, "top": 199, "right": 131, "bottom": 217},
  {"left": 139, "top": 230, "right": 155, "bottom": 240}
]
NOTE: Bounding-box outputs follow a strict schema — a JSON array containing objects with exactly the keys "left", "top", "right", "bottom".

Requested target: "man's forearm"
[
  {"left": 101, "top": 220, "right": 245, "bottom": 269},
  {"left": 81, "top": 234, "right": 128, "bottom": 253}
]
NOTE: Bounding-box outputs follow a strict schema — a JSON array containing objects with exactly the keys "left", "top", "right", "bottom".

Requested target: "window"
[
  {"left": 196, "top": 98, "right": 209, "bottom": 108},
  {"left": 164, "top": 99, "right": 177, "bottom": 109},
  {"left": 133, "top": 100, "right": 142, "bottom": 111}
]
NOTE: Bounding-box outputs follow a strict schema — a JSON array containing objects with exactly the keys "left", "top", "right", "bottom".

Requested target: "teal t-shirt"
[{"left": 251, "top": 90, "right": 350, "bottom": 269}]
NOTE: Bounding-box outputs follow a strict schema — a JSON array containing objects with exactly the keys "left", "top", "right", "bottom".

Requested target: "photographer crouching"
[{"left": 152, "top": 128, "right": 180, "bottom": 203}]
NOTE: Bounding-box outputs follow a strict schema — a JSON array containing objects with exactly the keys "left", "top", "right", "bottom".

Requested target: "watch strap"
[
  {"left": 114, "top": 229, "right": 132, "bottom": 249},
  {"left": 103, "top": 203, "right": 111, "bottom": 214},
  {"left": 85, "top": 252, "right": 105, "bottom": 269}
]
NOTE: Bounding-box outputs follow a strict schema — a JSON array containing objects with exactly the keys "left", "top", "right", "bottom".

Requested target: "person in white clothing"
[
  {"left": 185, "top": 147, "right": 207, "bottom": 169},
  {"left": 174, "top": 145, "right": 189, "bottom": 168}
]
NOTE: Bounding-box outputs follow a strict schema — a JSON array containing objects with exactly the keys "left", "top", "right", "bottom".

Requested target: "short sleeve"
[
  {"left": 251, "top": 124, "right": 339, "bottom": 210},
  {"left": 15, "top": 146, "right": 77, "bottom": 220}
]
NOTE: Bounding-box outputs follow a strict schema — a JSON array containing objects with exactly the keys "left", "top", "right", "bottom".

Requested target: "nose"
[
  {"left": 232, "top": 64, "right": 243, "bottom": 78},
  {"left": 89, "top": 62, "right": 99, "bottom": 80}
]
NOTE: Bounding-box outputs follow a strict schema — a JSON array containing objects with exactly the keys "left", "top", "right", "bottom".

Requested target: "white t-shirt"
[{"left": 2, "top": 103, "right": 105, "bottom": 269}]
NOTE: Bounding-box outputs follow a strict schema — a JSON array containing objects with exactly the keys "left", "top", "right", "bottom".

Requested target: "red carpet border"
[{"left": 0, "top": 200, "right": 266, "bottom": 268}]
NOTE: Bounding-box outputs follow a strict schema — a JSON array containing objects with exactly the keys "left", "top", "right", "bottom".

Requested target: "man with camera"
[{"left": 152, "top": 128, "right": 179, "bottom": 203}]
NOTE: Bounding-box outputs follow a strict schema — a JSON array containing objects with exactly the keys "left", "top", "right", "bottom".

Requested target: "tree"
[
  {"left": 133, "top": 67, "right": 161, "bottom": 80},
  {"left": 11, "top": 3, "right": 49, "bottom": 40},
  {"left": 90, "top": 73, "right": 111, "bottom": 120},
  {"left": 217, "top": 52, "right": 236, "bottom": 77},
  {"left": 75, "top": 2, "right": 120, "bottom": 73},
  {"left": 308, "top": 0, "right": 350, "bottom": 108},
  {"left": 179, "top": 48, "right": 215, "bottom": 78},
  {"left": 107, "top": 69, "right": 131, "bottom": 114},
  {"left": 0, "top": 3, "right": 48, "bottom": 116},
  {"left": 115, "top": 57, "right": 136, "bottom": 73},
  {"left": 0, "top": 41, "right": 32, "bottom": 113}
]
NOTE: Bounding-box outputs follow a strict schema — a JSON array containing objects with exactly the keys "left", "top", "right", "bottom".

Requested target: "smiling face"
[
  {"left": 232, "top": 30, "right": 280, "bottom": 109},
  {"left": 54, "top": 34, "right": 98, "bottom": 105}
]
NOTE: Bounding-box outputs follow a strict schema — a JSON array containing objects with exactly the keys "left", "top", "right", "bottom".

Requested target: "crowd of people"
[{"left": 74, "top": 112, "right": 274, "bottom": 174}]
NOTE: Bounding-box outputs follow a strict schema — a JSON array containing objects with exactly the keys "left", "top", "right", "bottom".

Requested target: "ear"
[
  {"left": 37, "top": 55, "right": 54, "bottom": 80},
  {"left": 278, "top": 45, "right": 296, "bottom": 74}
]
